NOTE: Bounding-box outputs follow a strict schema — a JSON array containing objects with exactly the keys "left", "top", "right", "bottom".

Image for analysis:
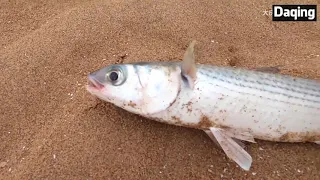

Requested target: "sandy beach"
[{"left": 0, "top": 0, "right": 319, "bottom": 179}]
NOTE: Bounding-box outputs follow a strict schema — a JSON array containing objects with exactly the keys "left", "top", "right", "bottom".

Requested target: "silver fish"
[{"left": 86, "top": 40, "right": 320, "bottom": 171}]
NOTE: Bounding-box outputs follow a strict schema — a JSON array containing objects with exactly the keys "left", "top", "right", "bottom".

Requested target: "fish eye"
[
  {"left": 106, "top": 66, "right": 126, "bottom": 86},
  {"left": 109, "top": 71, "right": 118, "bottom": 81}
]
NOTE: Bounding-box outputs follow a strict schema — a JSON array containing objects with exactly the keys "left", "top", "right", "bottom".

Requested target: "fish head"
[{"left": 86, "top": 63, "right": 182, "bottom": 115}]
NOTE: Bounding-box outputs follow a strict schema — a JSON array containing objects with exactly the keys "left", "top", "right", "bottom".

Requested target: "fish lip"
[{"left": 87, "top": 75, "right": 105, "bottom": 90}]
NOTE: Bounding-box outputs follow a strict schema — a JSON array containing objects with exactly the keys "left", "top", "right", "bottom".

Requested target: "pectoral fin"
[
  {"left": 209, "top": 127, "right": 252, "bottom": 171},
  {"left": 204, "top": 130, "right": 247, "bottom": 150},
  {"left": 181, "top": 40, "right": 197, "bottom": 89},
  {"left": 204, "top": 130, "right": 221, "bottom": 149},
  {"left": 223, "top": 129, "right": 256, "bottom": 143}
]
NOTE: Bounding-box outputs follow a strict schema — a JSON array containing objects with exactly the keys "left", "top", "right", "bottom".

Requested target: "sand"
[{"left": 0, "top": 0, "right": 319, "bottom": 179}]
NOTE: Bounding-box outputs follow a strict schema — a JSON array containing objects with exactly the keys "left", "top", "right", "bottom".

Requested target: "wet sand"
[{"left": 0, "top": 0, "right": 319, "bottom": 179}]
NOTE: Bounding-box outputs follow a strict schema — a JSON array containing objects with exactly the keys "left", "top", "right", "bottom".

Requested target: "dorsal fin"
[{"left": 181, "top": 40, "right": 197, "bottom": 89}]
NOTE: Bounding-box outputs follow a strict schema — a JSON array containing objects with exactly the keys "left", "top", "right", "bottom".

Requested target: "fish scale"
[
  {"left": 201, "top": 66, "right": 320, "bottom": 102},
  {"left": 200, "top": 66, "right": 320, "bottom": 108},
  {"left": 151, "top": 66, "right": 320, "bottom": 123},
  {"left": 150, "top": 64, "right": 320, "bottom": 139}
]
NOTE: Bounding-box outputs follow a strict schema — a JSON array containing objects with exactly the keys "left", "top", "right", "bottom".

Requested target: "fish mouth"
[{"left": 87, "top": 75, "right": 105, "bottom": 90}]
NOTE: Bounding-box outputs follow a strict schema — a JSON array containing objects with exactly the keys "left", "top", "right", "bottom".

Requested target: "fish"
[{"left": 86, "top": 40, "right": 320, "bottom": 171}]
